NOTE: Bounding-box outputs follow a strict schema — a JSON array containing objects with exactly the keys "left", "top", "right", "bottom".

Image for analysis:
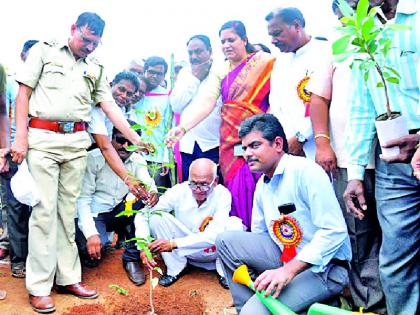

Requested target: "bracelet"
[
  {"left": 180, "top": 126, "right": 188, "bottom": 134},
  {"left": 169, "top": 239, "right": 176, "bottom": 250},
  {"left": 123, "top": 175, "right": 131, "bottom": 184},
  {"left": 415, "top": 143, "right": 420, "bottom": 150},
  {"left": 314, "top": 133, "right": 330, "bottom": 141}
]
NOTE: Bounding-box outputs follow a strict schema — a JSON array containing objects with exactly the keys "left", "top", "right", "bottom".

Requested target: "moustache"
[{"left": 247, "top": 157, "right": 259, "bottom": 163}]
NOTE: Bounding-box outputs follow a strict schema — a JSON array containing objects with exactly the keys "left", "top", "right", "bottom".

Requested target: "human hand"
[
  {"left": 0, "top": 149, "right": 10, "bottom": 173},
  {"left": 145, "top": 192, "right": 159, "bottom": 207},
  {"left": 343, "top": 179, "right": 367, "bottom": 220},
  {"left": 191, "top": 60, "right": 212, "bottom": 81},
  {"left": 149, "top": 239, "right": 175, "bottom": 253},
  {"left": 288, "top": 136, "right": 305, "bottom": 156},
  {"left": 10, "top": 137, "right": 28, "bottom": 164},
  {"left": 87, "top": 235, "right": 102, "bottom": 260},
  {"left": 125, "top": 176, "right": 149, "bottom": 201},
  {"left": 315, "top": 140, "right": 337, "bottom": 175},
  {"left": 411, "top": 147, "right": 420, "bottom": 180},
  {"left": 132, "top": 141, "right": 155, "bottom": 155},
  {"left": 254, "top": 267, "right": 294, "bottom": 298},
  {"left": 165, "top": 126, "right": 186, "bottom": 147},
  {"left": 140, "top": 251, "right": 157, "bottom": 271},
  {"left": 380, "top": 134, "right": 420, "bottom": 163}
]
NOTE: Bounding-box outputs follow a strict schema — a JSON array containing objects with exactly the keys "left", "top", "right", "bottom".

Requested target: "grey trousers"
[
  {"left": 334, "top": 168, "right": 386, "bottom": 314},
  {"left": 216, "top": 231, "right": 349, "bottom": 314}
]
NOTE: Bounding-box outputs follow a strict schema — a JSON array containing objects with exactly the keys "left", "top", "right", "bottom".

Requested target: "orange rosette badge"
[{"left": 270, "top": 215, "right": 302, "bottom": 263}]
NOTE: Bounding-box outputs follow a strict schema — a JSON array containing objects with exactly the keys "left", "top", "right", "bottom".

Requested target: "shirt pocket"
[
  {"left": 399, "top": 51, "right": 418, "bottom": 90},
  {"left": 42, "top": 63, "right": 65, "bottom": 89}
]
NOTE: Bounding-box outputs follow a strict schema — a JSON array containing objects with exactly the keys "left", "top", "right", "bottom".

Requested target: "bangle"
[
  {"left": 123, "top": 175, "right": 131, "bottom": 184},
  {"left": 415, "top": 143, "right": 420, "bottom": 150},
  {"left": 169, "top": 239, "right": 176, "bottom": 250},
  {"left": 180, "top": 126, "right": 188, "bottom": 134},
  {"left": 314, "top": 134, "right": 330, "bottom": 141}
]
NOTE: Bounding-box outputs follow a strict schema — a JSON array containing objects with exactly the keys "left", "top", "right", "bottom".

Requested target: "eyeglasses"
[
  {"left": 146, "top": 69, "right": 165, "bottom": 77},
  {"left": 188, "top": 178, "right": 215, "bottom": 192},
  {"left": 77, "top": 27, "right": 101, "bottom": 48},
  {"left": 114, "top": 135, "right": 132, "bottom": 146}
]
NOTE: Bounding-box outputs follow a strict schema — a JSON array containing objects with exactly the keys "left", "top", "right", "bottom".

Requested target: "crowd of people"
[{"left": 0, "top": 0, "right": 419, "bottom": 314}]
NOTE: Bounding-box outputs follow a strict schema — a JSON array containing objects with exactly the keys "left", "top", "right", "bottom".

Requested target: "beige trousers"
[{"left": 25, "top": 147, "right": 87, "bottom": 296}]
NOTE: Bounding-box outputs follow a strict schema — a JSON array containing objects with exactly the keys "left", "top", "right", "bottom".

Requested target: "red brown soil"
[{"left": 0, "top": 248, "right": 231, "bottom": 315}]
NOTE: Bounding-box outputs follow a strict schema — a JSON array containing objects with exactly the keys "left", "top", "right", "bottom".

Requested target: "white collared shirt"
[
  {"left": 170, "top": 66, "right": 222, "bottom": 154},
  {"left": 252, "top": 154, "right": 352, "bottom": 272},
  {"left": 135, "top": 182, "right": 235, "bottom": 250},
  {"left": 77, "top": 149, "right": 157, "bottom": 239},
  {"left": 269, "top": 38, "right": 332, "bottom": 159}
]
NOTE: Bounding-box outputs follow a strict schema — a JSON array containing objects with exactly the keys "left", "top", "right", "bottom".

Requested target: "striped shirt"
[{"left": 347, "top": 0, "right": 419, "bottom": 180}]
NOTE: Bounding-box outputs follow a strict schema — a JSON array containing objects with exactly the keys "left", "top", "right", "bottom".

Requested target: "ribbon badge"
[
  {"left": 270, "top": 215, "right": 302, "bottom": 263},
  {"left": 296, "top": 71, "right": 311, "bottom": 117}
]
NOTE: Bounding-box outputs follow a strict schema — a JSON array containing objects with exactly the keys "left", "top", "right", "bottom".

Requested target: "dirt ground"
[{"left": 0, "top": 248, "right": 232, "bottom": 315}]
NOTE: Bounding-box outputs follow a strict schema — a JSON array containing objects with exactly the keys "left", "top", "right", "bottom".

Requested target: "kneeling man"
[
  {"left": 76, "top": 122, "right": 158, "bottom": 286},
  {"left": 216, "top": 114, "right": 351, "bottom": 314},
  {"left": 135, "top": 158, "right": 243, "bottom": 288}
]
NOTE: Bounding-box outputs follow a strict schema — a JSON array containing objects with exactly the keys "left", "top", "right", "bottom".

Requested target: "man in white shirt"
[
  {"left": 170, "top": 34, "right": 222, "bottom": 180},
  {"left": 76, "top": 122, "right": 158, "bottom": 286},
  {"left": 135, "top": 158, "right": 243, "bottom": 288},
  {"left": 216, "top": 114, "right": 351, "bottom": 314},
  {"left": 266, "top": 7, "right": 331, "bottom": 160}
]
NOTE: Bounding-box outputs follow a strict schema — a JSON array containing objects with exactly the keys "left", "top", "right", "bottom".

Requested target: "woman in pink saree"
[{"left": 168, "top": 21, "right": 275, "bottom": 230}]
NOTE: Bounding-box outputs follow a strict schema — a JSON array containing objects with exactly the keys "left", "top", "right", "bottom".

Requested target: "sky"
[{"left": 0, "top": 0, "right": 338, "bottom": 77}]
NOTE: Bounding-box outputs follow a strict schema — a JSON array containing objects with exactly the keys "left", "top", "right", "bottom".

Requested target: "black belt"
[{"left": 330, "top": 259, "right": 350, "bottom": 271}]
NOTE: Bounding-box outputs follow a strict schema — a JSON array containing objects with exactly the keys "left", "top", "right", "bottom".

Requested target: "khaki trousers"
[{"left": 25, "top": 147, "right": 87, "bottom": 296}]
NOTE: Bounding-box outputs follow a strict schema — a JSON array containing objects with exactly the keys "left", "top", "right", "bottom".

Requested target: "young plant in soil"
[{"left": 332, "top": 0, "right": 411, "bottom": 120}]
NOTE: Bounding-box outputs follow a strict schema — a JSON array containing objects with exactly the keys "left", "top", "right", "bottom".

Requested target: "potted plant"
[{"left": 332, "top": 0, "right": 411, "bottom": 157}]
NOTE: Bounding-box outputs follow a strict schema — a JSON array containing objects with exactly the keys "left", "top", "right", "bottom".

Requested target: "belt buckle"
[{"left": 58, "top": 121, "right": 75, "bottom": 133}]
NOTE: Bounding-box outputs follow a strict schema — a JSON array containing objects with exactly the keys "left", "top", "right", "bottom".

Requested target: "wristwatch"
[{"left": 295, "top": 131, "right": 307, "bottom": 143}]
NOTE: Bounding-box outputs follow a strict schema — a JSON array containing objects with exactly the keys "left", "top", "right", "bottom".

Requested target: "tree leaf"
[
  {"left": 386, "top": 77, "right": 400, "bottom": 84},
  {"left": 333, "top": 35, "right": 352, "bottom": 55},
  {"left": 362, "top": 16, "right": 375, "bottom": 39},
  {"left": 387, "top": 23, "right": 412, "bottom": 31},
  {"left": 356, "top": 0, "right": 369, "bottom": 26}
]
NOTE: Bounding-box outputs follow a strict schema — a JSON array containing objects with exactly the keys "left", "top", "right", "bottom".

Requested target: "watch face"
[{"left": 296, "top": 132, "right": 306, "bottom": 143}]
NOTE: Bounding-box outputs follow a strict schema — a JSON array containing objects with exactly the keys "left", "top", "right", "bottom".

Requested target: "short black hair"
[
  {"left": 75, "top": 12, "right": 105, "bottom": 37},
  {"left": 187, "top": 34, "right": 212, "bottom": 50},
  {"left": 265, "top": 7, "right": 306, "bottom": 28},
  {"left": 112, "top": 71, "right": 140, "bottom": 92},
  {"left": 21, "top": 40, "right": 39, "bottom": 54},
  {"left": 144, "top": 56, "right": 168, "bottom": 74},
  {"left": 253, "top": 43, "right": 271, "bottom": 53},
  {"left": 239, "top": 114, "right": 288, "bottom": 153},
  {"left": 219, "top": 20, "right": 255, "bottom": 54},
  {"left": 112, "top": 119, "right": 141, "bottom": 138}
]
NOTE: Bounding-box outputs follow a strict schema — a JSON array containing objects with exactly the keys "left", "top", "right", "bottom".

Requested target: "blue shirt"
[
  {"left": 128, "top": 85, "right": 171, "bottom": 163},
  {"left": 251, "top": 154, "right": 352, "bottom": 273},
  {"left": 347, "top": 0, "right": 419, "bottom": 180}
]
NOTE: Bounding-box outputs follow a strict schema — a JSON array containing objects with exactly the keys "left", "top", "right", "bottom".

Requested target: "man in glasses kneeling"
[{"left": 135, "top": 158, "right": 244, "bottom": 289}]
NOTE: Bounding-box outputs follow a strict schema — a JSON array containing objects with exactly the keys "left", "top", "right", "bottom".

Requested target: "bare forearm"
[
  {"left": 14, "top": 86, "right": 30, "bottom": 141},
  {"left": 100, "top": 101, "right": 141, "bottom": 145},
  {"left": 310, "top": 94, "right": 330, "bottom": 136}
]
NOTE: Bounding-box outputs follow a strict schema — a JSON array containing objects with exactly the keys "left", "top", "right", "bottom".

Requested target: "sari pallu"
[{"left": 220, "top": 51, "right": 275, "bottom": 230}]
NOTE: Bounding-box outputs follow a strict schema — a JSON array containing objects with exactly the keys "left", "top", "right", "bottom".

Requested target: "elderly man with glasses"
[{"left": 135, "top": 158, "right": 244, "bottom": 288}]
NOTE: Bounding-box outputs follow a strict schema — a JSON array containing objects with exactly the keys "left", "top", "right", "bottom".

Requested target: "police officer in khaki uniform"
[{"left": 10, "top": 12, "right": 147, "bottom": 313}]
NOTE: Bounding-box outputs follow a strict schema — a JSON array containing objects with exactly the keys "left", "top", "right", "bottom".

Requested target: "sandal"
[{"left": 11, "top": 262, "right": 26, "bottom": 278}]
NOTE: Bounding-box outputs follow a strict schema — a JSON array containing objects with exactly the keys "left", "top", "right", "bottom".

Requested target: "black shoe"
[
  {"left": 123, "top": 261, "right": 145, "bottom": 286},
  {"left": 158, "top": 274, "right": 181, "bottom": 287},
  {"left": 218, "top": 276, "right": 229, "bottom": 289}
]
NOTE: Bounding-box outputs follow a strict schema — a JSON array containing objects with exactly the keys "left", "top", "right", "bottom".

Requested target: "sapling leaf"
[
  {"left": 356, "top": 0, "right": 369, "bottom": 27},
  {"left": 377, "top": 82, "right": 384, "bottom": 88},
  {"left": 362, "top": 16, "right": 375, "bottom": 39},
  {"left": 154, "top": 267, "right": 163, "bottom": 275},
  {"left": 333, "top": 35, "right": 352, "bottom": 55},
  {"left": 386, "top": 77, "right": 399, "bottom": 84},
  {"left": 384, "top": 66, "right": 401, "bottom": 78}
]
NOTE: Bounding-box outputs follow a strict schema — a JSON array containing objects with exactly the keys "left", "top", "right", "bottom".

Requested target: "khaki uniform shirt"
[{"left": 15, "top": 39, "right": 114, "bottom": 151}]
